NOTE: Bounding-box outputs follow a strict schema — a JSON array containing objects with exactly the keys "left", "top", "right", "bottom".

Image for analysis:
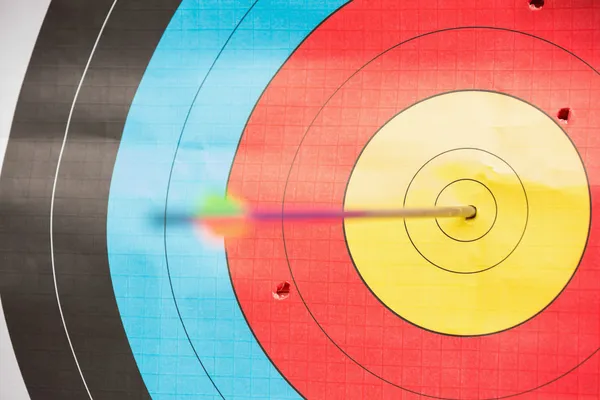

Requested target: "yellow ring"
[{"left": 344, "top": 91, "right": 590, "bottom": 336}]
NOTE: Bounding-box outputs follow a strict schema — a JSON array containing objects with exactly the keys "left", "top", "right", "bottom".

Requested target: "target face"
[{"left": 2, "top": 0, "right": 600, "bottom": 400}]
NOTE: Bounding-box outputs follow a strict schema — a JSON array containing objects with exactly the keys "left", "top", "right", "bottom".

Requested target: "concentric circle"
[
  {"left": 227, "top": 23, "right": 600, "bottom": 400},
  {"left": 402, "top": 147, "right": 528, "bottom": 274},
  {"left": 344, "top": 90, "right": 589, "bottom": 336},
  {"left": 435, "top": 178, "right": 497, "bottom": 242}
]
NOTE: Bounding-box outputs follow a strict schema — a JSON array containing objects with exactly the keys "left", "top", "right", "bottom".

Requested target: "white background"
[{"left": 0, "top": 0, "right": 51, "bottom": 398}]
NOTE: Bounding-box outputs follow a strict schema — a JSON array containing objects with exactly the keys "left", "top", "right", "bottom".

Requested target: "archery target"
[{"left": 2, "top": 0, "right": 600, "bottom": 400}]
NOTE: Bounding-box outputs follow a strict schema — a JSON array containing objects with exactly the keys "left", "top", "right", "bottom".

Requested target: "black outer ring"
[
  {"left": 402, "top": 147, "right": 528, "bottom": 275},
  {"left": 267, "top": 28, "right": 596, "bottom": 400},
  {"left": 434, "top": 178, "right": 497, "bottom": 243}
]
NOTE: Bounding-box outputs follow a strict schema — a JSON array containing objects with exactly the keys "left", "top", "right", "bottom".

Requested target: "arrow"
[{"left": 155, "top": 195, "right": 476, "bottom": 237}]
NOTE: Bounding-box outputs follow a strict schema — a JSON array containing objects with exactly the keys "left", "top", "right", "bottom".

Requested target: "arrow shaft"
[
  {"left": 161, "top": 206, "right": 477, "bottom": 228},
  {"left": 250, "top": 205, "right": 476, "bottom": 220}
]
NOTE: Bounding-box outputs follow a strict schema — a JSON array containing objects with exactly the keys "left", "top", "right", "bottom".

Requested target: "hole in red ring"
[
  {"left": 273, "top": 281, "right": 291, "bottom": 300},
  {"left": 557, "top": 107, "right": 572, "bottom": 124},
  {"left": 529, "top": 0, "right": 544, "bottom": 9}
]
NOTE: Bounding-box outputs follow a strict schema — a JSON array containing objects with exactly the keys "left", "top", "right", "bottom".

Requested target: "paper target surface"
[{"left": 1, "top": 0, "right": 600, "bottom": 399}]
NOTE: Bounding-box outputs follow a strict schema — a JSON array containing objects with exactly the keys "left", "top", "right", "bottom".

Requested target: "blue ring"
[{"left": 107, "top": 0, "right": 348, "bottom": 398}]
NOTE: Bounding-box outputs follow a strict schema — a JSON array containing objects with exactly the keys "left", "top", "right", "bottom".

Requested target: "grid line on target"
[
  {"left": 107, "top": 0, "right": 350, "bottom": 399},
  {"left": 226, "top": 2, "right": 600, "bottom": 397}
]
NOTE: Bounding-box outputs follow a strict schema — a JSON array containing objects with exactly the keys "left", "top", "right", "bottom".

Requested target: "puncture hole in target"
[
  {"left": 273, "top": 281, "right": 291, "bottom": 300},
  {"left": 529, "top": 0, "right": 544, "bottom": 10},
  {"left": 557, "top": 108, "right": 572, "bottom": 124}
]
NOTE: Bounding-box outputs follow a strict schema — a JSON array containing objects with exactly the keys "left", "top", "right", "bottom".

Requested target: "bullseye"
[
  {"left": 435, "top": 178, "right": 497, "bottom": 242},
  {"left": 403, "top": 147, "right": 528, "bottom": 274},
  {"left": 344, "top": 90, "right": 590, "bottom": 336}
]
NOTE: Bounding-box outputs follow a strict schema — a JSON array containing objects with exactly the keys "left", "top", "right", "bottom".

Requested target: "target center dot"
[{"left": 435, "top": 179, "right": 497, "bottom": 242}]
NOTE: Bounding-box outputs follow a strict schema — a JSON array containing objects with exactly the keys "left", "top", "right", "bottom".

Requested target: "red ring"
[{"left": 227, "top": 2, "right": 600, "bottom": 399}]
